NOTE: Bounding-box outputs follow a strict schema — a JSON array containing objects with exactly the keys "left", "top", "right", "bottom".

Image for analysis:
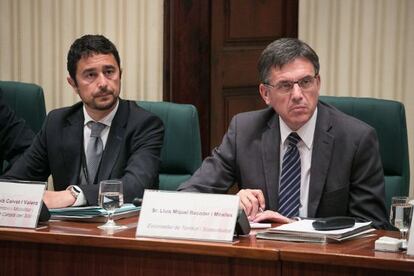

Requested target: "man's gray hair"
[{"left": 257, "top": 38, "right": 320, "bottom": 83}]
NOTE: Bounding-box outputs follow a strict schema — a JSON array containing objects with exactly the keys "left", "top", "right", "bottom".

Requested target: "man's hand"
[
  {"left": 43, "top": 190, "right": 76, "bottom": 208},
  {"left": 251, "top": 210, "right": 293, "bottom": 224},
  {"left": 237, "top": 189, "right": 265, "bottom": 220}
]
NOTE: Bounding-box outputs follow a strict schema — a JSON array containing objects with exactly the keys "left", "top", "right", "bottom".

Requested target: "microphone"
[{"left": 132, "top": 197, "right": 143, "bottom": 207}]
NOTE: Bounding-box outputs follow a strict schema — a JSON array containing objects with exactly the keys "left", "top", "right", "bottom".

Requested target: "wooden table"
[{"left": 0, "top": 217, "right": 413, "bottom": 275}]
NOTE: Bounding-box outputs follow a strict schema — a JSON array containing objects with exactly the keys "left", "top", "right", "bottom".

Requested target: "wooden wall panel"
[
  {"left": 163, "top": 0, "right": 211, "bottom": 157},
  {"left": 221, "top": 50, "right": 262, "bottom": 87},
  {"left": 164, "top": 0, "right": 298, "bottom": 154},
  {"left": 223, "top": 88, "right": 266, "bottom": 133},
  {"left": 226, "top": 0, "right": 286, "bottom": 42},
  {"left": 0, "top": 240, "right": 281, "bottom": 276},
  {"left": 211, "top": 0, "right": 298, "bottom": 147}
]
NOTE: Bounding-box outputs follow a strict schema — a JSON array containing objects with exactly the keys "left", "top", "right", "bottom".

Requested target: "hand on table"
[
  {"left": 237, "top": 189, "right": 266, "bottom": 220},
  {"left": 43, "top": 190, "right": 76, "bottom": 208},
  {"left": 251, "top": 210, "right": 293, "bottom": 224}
]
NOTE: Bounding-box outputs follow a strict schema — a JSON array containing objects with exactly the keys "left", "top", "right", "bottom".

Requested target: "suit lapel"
[
  {"left": 98, "top": 99, "right": 128, "bottom": 181},
  {"left": 261, "top": 114, "right": 281, "bottom": 211},
  {"left": 62, "top": 105, "right": 84, "bottom": 186},
  {"left": 307, "top": 103, "right": 334, "bottom": 217}
]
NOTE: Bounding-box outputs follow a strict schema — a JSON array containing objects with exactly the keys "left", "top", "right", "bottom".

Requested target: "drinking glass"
[
  {"left": 389, "top": 196, "right": 413, "bottom": 248},
  {"left": 98, "top": 180, "right": 127, "bottom": 230}
]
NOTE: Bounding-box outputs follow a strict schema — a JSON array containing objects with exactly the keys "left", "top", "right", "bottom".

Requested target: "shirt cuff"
[{"left": 72, "top": 186, "right": 87, "bottom": 206}]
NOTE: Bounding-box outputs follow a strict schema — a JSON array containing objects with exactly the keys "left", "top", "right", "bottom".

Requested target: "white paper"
[
  {"left": 271, "top": 219, "right": 371, "bottom": 235},
  {"left": 250, "top": 222, "right": 272, "bottom": 229}
]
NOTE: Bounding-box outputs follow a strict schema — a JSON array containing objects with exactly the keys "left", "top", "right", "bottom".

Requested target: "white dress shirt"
[
  {"left": 71, "top": 100, "right": 119, "bottom": 206},
  {"left": 279, "top": 107, "right": 318, "bottom": 217}
]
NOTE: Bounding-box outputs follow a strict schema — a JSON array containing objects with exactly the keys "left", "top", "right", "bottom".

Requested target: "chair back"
[
  {"left": 0, "top": 81, "right": 46, "bottom": 173},
  {"left": 0, "top": 81, "right": 46, "bottom": 133},
  {"left": 137, "top": 101, "right": 202, "bottom": 190},
  {"left": 320, "top": 96, "right": 410, "bottom": 211}
]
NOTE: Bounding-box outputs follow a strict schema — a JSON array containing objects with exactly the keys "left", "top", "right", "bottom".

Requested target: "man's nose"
[
  {"left": 97, "top": 73, "right": 108, "bottom": 89},
  {"left": 290, "top": 83, "right": 303, "bottom": 98}
]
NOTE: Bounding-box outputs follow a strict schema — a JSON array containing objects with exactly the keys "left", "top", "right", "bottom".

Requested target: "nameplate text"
[
  {"left": 136, "top": 190, "right": 239, "bottom": 242},
  {"left": 0, "top": 180, "right": 46, "bottom": 228}
]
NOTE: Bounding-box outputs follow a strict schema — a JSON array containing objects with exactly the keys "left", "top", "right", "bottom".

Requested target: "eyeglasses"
[{"left": 263, "top": 75, "right": 318, "bottom": 94}]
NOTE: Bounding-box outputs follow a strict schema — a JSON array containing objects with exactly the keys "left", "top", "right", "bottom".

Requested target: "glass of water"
[
  {"left": 98, "top": 179, "right": 126, "bottom": 230},
  {"left": 389, "top": 196, "right": 413, "bottom": 248}
]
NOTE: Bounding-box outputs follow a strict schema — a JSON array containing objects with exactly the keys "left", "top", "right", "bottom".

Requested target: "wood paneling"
[
  {"left": 1, "top": 241, "right": 281, "bottom": 275},
  {"left": 210, "top": 0, "right": 298, "bottom": 147},
  {"left": 221, "top": 50, "right": 262, "bottom": 87},
  {"left": 281, "top": 262, "right": 413, "bottom": 276},
  {"left": 164, "top": 0, "right": 298, "bottom": 155},
  {"left": 163, "top": 0, "right": 211, "bottom": 157},
  {"left": 223, "top": 87, "right": 265, "bottom": 133},
  {"left": 0, "top": 218, "right": 413, "bottom": 275},
  {"left": 0, "top": 241, "right": 40, "bottom": 276},
  {"left": 225, "top": 0, "right": 288, "bottom": 44}
]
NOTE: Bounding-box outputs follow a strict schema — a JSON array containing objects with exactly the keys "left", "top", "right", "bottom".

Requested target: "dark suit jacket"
[
  {"left": 178, "top": 101, "right": 390, "bottom": 229},
  {"left": 0, "top": 88, "right": 34, "bottom": 171},
  {"left": 3, "top": 99, "right": 164, "bottom": 205}
]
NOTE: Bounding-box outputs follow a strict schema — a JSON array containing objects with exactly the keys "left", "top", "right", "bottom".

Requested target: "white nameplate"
[
  {"left": 136, "top": 190, "right": 239, "bottom": 242},
  {"left": 0, "top": 180, "right": 46, "bottom": 228}
]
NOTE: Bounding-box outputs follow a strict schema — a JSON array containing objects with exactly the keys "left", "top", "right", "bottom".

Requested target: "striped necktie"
[{"left": 278, "top": 132, "right": 301, "bottom": 217}]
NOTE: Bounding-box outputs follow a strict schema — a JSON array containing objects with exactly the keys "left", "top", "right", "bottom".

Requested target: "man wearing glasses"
[{"left": 178, "top": 38, "right": 390, "bottom": 229}]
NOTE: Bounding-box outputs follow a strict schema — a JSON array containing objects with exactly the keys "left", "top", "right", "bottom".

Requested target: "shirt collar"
[
  {"left": 279, "top": 107, "right": 318, "bottom": 150},
  {"left": 83, "top": 99, "right": 119, "bottom": 127}
]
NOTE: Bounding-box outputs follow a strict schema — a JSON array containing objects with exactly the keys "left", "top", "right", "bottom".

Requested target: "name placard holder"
[
  {"left": 136, "top": 190, "right": 239, "bottom": 242},
  {"left": 0, "top": 180, "right": 46, "bottom": 228}
]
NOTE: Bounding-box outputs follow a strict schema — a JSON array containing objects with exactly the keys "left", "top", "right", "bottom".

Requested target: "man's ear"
[
  {"left": 259, "top": 84, "right": 270, "bottom": 105},
  {"left": 316, "top": 74, "right": 321, "bottom": 90},
  {"left": 67, "top": 77, "right": 78, "bottom": 93}
]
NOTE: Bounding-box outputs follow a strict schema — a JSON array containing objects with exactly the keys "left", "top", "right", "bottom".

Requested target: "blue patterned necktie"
[
  {"left": 278, "top": 132, "right": 301, "bottom": 217},
  {"left": 86, "top": 121, "right": 106, "bottom": 184}
]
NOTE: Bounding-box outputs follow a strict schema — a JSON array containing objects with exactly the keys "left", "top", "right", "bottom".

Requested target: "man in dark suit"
[
  {"left": 178, "top": 38, "right": 389, "bottom": 229},
  {"left": 3, "top": 34, "right": 164, "bottom": 208},
  {"left": 0, "top": 88, "right": 34, "bottom": 171}
]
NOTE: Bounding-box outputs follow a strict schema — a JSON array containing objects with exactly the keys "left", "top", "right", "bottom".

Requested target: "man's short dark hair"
[
  {"left": 67, "top": 34, "right": 121, "bottom": 84},
  {"left": 257, "top": 38, "right": 320, "bottom": 83}
]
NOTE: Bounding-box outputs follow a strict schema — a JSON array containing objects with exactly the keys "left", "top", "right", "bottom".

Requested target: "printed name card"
[
  {"left": 0, "top": 180, "right": 46, "bottom": 228},
  {"left": 136, "top": 190, "right": 239, "bottom": 242}
]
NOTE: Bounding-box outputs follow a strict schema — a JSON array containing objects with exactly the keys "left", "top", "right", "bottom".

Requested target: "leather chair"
[
  {"left": 0, "top": 81, "right": 46, "bottom": 133},
  {"left": 320, "top": 96, "right": 410, "bottom": 211},
  {"left": 137, "top": 101, "right": 202, "bottom": 191},
  {"left": 0, "top": 81, "right": 47, "bottom": 173}
]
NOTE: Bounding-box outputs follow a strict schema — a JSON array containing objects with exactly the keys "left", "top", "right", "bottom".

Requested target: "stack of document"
[
  {"left": 256, "top": 219, "right": 374, "bottom": 243},
  {"left": 50, "top": 204, "right": 140, "bottom": 222}
]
